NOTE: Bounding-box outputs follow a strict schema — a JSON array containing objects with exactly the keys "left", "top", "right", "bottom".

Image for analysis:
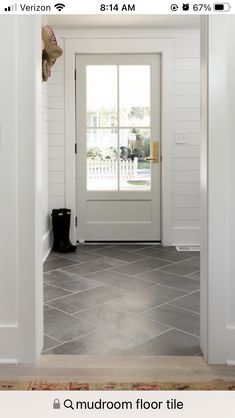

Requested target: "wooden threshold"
[{"left": 0, "top": 356, "right": 235, "bottom": 383}]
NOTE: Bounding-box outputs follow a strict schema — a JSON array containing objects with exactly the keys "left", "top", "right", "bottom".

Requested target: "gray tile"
[
  {"left": 159, "top": 259, "right": 200, "bottom": 276},
  {"left": 46, "top": 329, "right": 140, "bottom": 355},
  {"left": 43, "top": 257, "right": 79, "bottom": 273},
  {"left": 112, "top": 257, "right": 172, "bottom": 277},
  {"left": 44, "top": 308, "right": 95, "bottom": 342},
  {"left": 113, "top": 244, "right": 154, "bottom": 252},
  {"left": 44, "top": 244, "right": 201, "bottom": 356},
  {"left": 179, "top": 251, "right": 200, "bottom": 257},
  {"left": 137, "top": 270, "right": 200, "bottom": 293},
  {"left": 117, "top": 329, "right": 200, "bottom": 356},
  {"left": 144, "top": 303, "right": 200, "bottom": 336},
  {"left": 135, "top": 247, "right": 197, "bottom": 262},
  {"left": 62, "top": 256, "right": 126, "bottom": 276},
  {"left": 91, "top": 247, "right": 148, "bottom": 262},
  {"left": 186, "top": 271, "right": 200, "bottom": 281},
  {"left": 187, "top": 257, "right": 200, "bottom": 269},
  {"left": 44, "top": 270, "right": 102, "bottom": 293},
  {"left": 46, "top": 252, "right": 59, "bottom": 261},
  {"left": 43, "top": 284, "right": 72, "bottom": 303},
  {"left": 48, "top": 285, "right": 126, "bottom": 314},
  {"left": 43, "top": 335, "right": 60, "bottom": 351},
  {"left": 77, "top": 244, "right": 113, "bottom": 253},
  {"left": 104, "top": 285, "right": 187, "bottom": 313},
  {"left": 76, "top": 304, "right": 170, "bottom": 344},
  {"left": 86, "top": 270, "right": 155, "bottom": 291},
  {"left": 56, "top": 251, "right": 102, "bottom": 263},
  {"left": 170, "top": 291, "right": 200, "bottom": 313},
  {"left": 44, "top": 304, "right": 53, "bottom": 312}
]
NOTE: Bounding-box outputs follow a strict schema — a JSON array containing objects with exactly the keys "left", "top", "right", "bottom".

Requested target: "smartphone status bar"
[{"left": 0, "top": 0, "right": 233, "bottom": 14}]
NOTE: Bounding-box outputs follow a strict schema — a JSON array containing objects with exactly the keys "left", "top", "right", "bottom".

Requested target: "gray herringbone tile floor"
[{"left": 43, "top": 244, "right": 200, "bottom": 355}]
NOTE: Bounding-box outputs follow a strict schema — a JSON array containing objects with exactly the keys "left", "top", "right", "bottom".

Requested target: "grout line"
[
  {"left": 44, "top": 261, "right": 82, "bottom": 274},
  {"left": 90, "top": 252, "right": 151, "bottom": 262},
  {"left": 44, "top": 303, "right": 96, "bottom": 328},
  {"left": 42, "top": 330, "right": 96, "bottom": 353},
  {"left": 45, "top": 256, "right": 59, "bottom": 262},
  {"left": 108, "top": 255, "right": 199, "bottom": 278},
  {"left": 71, "top": 293, "right": 130, "bottom": 315},
  {"left": 139, "top": 282, "right": 193, "bottom": 294},
  {"left": 141, "top": 290, "right": 200, "bottom": 314},
  {"left": 45, "top": 268, "right": 91, "bottom": 279},
  {"left": 148, "top": 326, "right": 174, "bottom": 339},
  {"left": 128, "top": 263, "right": 178, "bottom": 277},
  {"left": 168, "top": 326, "right": 200, "bottom": 339},
  {"left": 185, "top": 271, "right": 200, "bottom": 280},
  {"left": 44, "top": 292, "right": 77, "bottom": 304},
  {"left": 43, "top": 333, "right": 63, "bottom": 344},
  {"left": 141, "top": 282, "right": 189, "bottom": 295},
  {"left": 158, "top": 266, "right": 200, "bottom": 277},
  {"left": 70, "top": 294, "right": 136, "bottom": 315},
  {"left": 129, "top": 327, "right": 175, "bottom": 349},
  {"left": 43, "top": 280, "right": 103, "bottom": 295},
  {"left": 130, "top": 250, "right": 197, "bottom": 264},
  {"left": 59, "top": 262, "right": 130, "bottom": 277},
  {"left": 44, "top": 283, "right": 74, "bottom": 294},
  {"left": 135, "top": 271, "right": 201, "bottom": 287},
  {"left": 55, "top": 254, "right": 104, "bottom": 263},
  {"left": 168, "top": 302, "right": 200, "bottom": 316},
  {"left": 146, "top": 318, "right": 200, "bottom": 339}
]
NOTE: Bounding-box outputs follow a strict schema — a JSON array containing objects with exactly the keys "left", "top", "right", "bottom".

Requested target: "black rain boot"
[
  {"left": 51, "top": 209, "right": 69, "bottom": 253},
  {"left": 60, "top": 208, "right": 77, "bottom": 252}
]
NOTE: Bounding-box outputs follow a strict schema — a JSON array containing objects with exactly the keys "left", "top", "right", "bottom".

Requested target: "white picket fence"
[{"left": 87, "top": 158, "right": 138, "bottom": 180}]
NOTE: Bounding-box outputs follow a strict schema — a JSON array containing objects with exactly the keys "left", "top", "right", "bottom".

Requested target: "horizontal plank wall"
[
  {"left": 171, "top": 31, "right": 200, "bottom": 244},
  {"left": 42, "top": 82, "right": 52, "bottom": 260},
  {"left": 47, "top": 29, "right": 200, "bottom": 245},
  {"left": 47, "top": 37, "right": 66, "bottom": 216}
]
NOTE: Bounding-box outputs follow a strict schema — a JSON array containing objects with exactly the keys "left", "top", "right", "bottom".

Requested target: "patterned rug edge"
[{"left": 0, "top": 379, "right": 235, "bottom": 391}]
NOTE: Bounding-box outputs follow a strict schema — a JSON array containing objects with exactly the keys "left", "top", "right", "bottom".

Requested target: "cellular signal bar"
[{"left": 4, "top": 3, "right": 17, "bottom": 11}]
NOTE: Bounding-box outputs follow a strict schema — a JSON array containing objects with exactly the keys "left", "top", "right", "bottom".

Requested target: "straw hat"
[{"left": 42, "top": 25, "right": 63, "bottom": 82}]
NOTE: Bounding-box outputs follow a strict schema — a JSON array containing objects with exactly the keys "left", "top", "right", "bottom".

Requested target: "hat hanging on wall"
[{"left": 42, "top": 25, "right": 63, "bottom": 82}]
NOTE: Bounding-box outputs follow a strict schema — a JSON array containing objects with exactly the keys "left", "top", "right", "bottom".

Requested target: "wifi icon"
[{"left": 54, "top": 3, "right": 65, "bottom": 11}]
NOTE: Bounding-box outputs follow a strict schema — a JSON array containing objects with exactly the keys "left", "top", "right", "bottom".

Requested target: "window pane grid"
[{"left": 86, "top": 64, "right": 151, "bottom": 191}]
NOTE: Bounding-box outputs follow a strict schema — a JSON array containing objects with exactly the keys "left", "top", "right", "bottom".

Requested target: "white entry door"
[{"left": 76, "top": 54, "right": 161, "bottom": 242}]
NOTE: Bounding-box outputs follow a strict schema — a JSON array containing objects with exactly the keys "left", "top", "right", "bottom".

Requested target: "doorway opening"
[{"left": 42, "top": 17, "right": 201, "bottom": 358}]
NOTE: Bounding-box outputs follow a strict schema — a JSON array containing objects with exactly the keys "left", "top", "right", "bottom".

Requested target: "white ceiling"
[{"left": 46, "top": 15, "right": 200, "bottom": 29}]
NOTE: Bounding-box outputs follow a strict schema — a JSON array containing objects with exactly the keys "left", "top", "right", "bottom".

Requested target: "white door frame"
[
  {"left": 64, "top": 30, "right": 173, "bottom": 245},
  {"left": 0, "top": 15, "right": 43, "bottom": 364},
  {"left": 76, "top": 53, "right": 161, "bottom": 242}
]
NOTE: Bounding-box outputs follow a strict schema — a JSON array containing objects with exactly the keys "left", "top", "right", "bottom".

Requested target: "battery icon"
[{"left": 214, "top": 3, "right": 231, "bottom": 11}]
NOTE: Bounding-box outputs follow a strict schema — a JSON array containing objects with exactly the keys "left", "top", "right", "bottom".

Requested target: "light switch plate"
[{"left": 175, "top": 132, "right": 187, "bottom": 144}]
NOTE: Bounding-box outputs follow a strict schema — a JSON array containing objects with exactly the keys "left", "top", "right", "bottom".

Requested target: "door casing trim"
[{"left": 64, "top": 31, "right": 173, "bottom": 245}]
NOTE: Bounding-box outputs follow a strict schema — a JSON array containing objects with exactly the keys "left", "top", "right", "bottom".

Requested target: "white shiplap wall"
[
  {"left": 172, "top": 31, "right": 200, "bottom": 244},
  {"left": 47, "top": 30, "right": 200, "bottom": 245},
  {"left": 42, "top": 82, "right": 51, "bottom": 259},
  {"left": 47, "top": 37, "right": 65, "bottom": 216}
]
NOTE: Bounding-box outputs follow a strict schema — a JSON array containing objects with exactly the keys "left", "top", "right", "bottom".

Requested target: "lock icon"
[{"left": 53, "top": 399, "right": 61, "bottom": 409}]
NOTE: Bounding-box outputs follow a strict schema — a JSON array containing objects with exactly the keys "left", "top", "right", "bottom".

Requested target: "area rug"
[{"left": 0, "top": 380, "right": 235, "bottom": 390}]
